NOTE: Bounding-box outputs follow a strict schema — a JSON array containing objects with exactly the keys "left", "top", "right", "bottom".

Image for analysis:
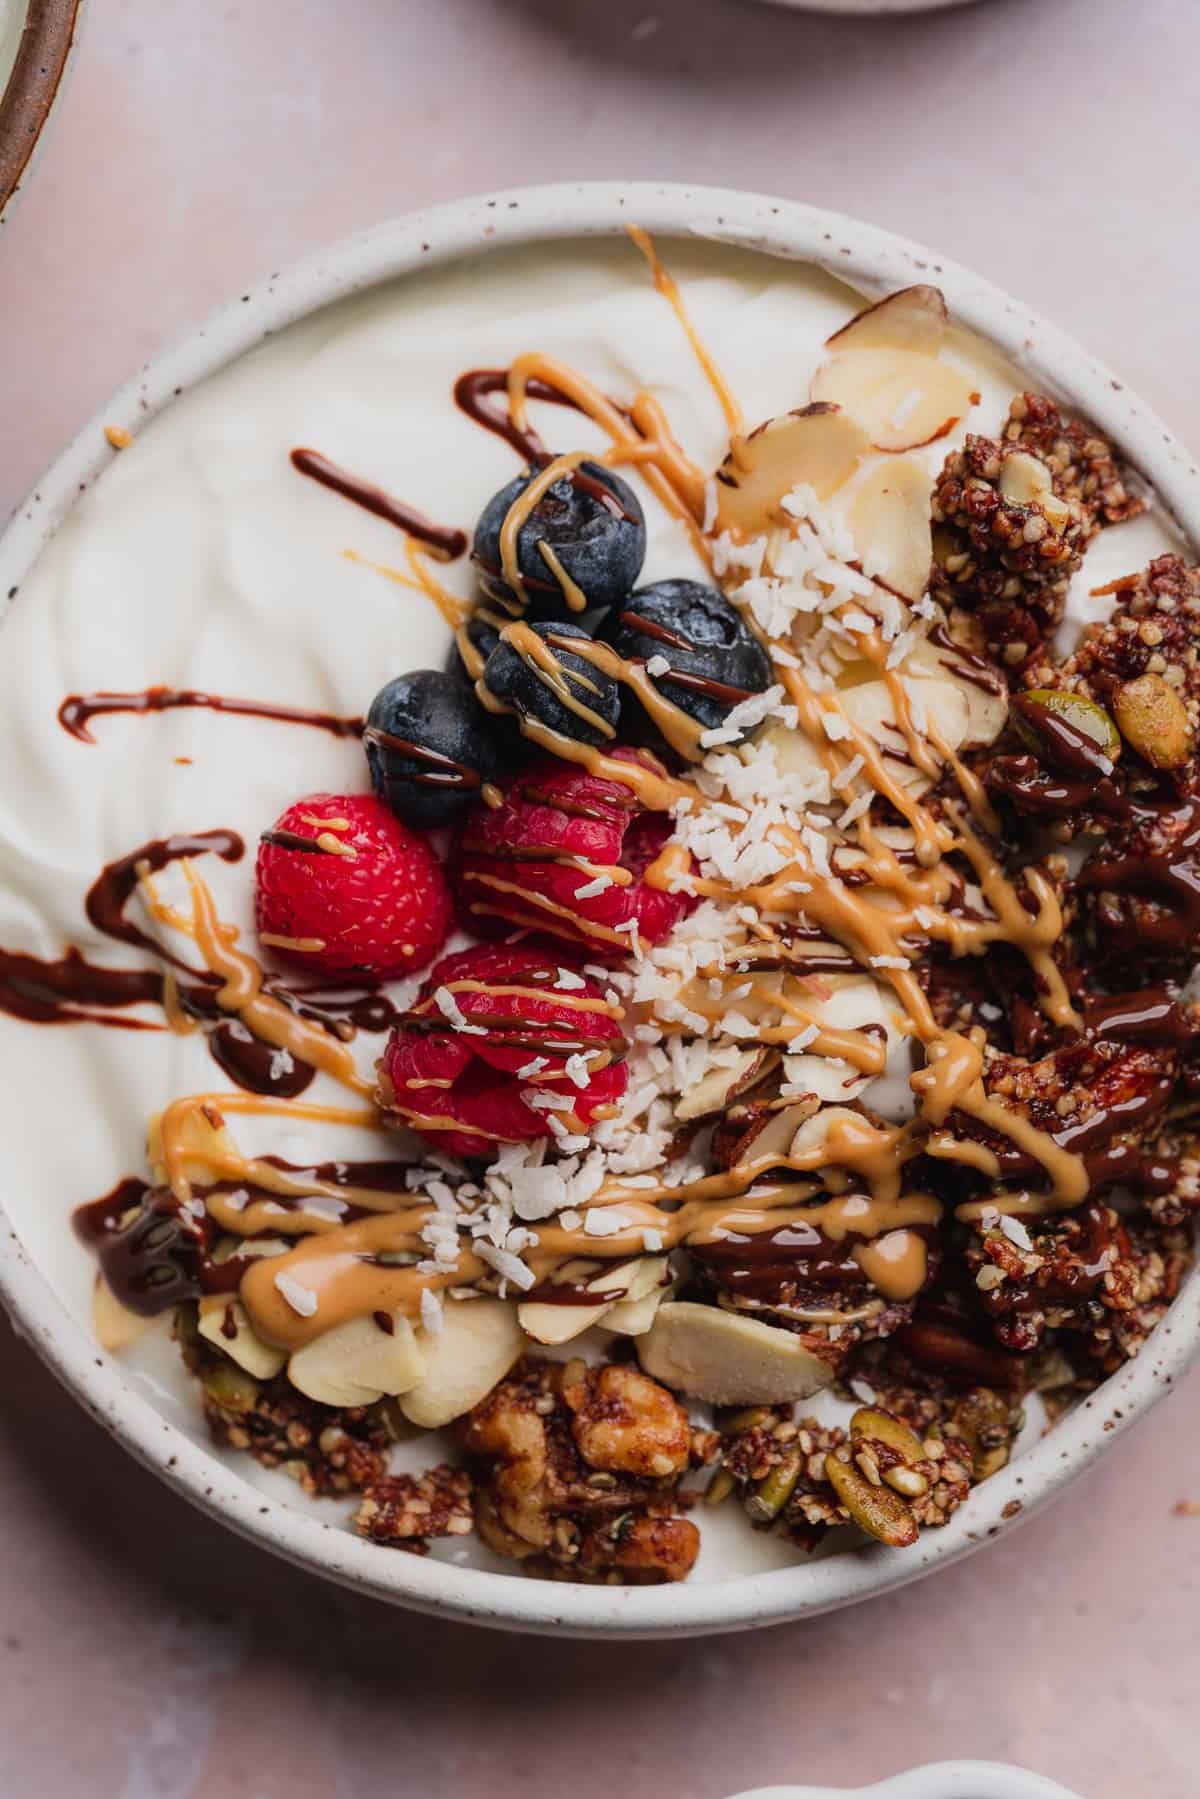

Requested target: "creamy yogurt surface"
[{"left": 0, "top": 235, "right": 1179, "bottom": 1573}]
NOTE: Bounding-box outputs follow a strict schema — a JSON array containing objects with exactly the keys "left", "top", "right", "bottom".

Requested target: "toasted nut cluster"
[
  {"left": 711, "top": 1400, "right": 978, "bottom": 1551},
  {"left": 460, "top": 1357, "right": 701, "bottom": 1584},
  {"left": 1026, "top": 556, "right": 1200, "bottom": 787},
  {"left": 353, "top": 1465, "right": 474, "bottom": 1553},
  {"left": 962, "top": 1198, "right": 1191, "bottom": 1360},
  {"left": 931, "top": 433, "right": 1087, "bottom": 672},
  {"left": 180, "top": 1316, "right": 391, "bottom": 1496},
  {"left": 1003, "top": 392, "right": 1143, "bottom": 531},
  {"left": 1077, "top": 799, "right": 1200, "bottom": 967}
]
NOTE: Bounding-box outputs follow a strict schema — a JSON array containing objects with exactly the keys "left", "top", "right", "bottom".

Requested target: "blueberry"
[
  {"left": 472, "top": 460, "right": 646, "bottom": 619},
  {"left": 605, "top": 580, "right": 772, "bottom": 738},
  {"left": 480, "top": 621, "right": 620, "bottom": 748},
  {"left": 365, "top": 669, "right": 504, "bottom": 828},
  {"left": 454, "top": 605, "right": 506, "bottom": 682}
]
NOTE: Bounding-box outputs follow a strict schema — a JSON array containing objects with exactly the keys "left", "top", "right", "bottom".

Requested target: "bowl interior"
[{"left": 1, "top": 183, "right": 1198, "bottom": 1638}]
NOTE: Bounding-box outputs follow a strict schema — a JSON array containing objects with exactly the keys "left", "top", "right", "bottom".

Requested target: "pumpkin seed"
[
  {"left": 1013, "top": 689, "right": 1121, "bottom": 764},
  {"left": 849, "top": 1406, "right": 924, "bottom": 1467},
  {"left": 1113, "top": 673, "right": 1193, "bottom": 769},
  {"left": 721, "top": 1406, "right": 775, "bottom": 1435},
  {"left": 745, "top": 1450, "right": 802, "bottom": 1523},
  {"left": 202, "top": 1361, "right": 262, "bottom": 1411},
  {"left": 950, "top": 1388, "right": 1015, "bottom": 1482},
  {"left": 705, "top": 1468, "right": 736, "bottom": 1508},
  {"left": 825, "top": 1444, "right": 919, "bottom": 1547}
]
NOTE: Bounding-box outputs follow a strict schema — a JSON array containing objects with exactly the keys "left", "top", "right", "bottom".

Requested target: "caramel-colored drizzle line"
[
  {"left": 504, "top": 352, "right": 711, "bottom": 564},
  {"left": 234, "top": 1110, "right": 939, "bottom": 1351},
  {"left": 343, "top": 541, "right": 468, "bottom": 630},
  {"left": 469, "top": 501, "right": 1084, "bottom": 1215},
  {"left": 142, "top": 862, "right": 372, "bottom": 1097},
  {"left": 146, "top": 871, "right": 933, "bottom": 1344},
  {"left": 626, "top": 224, "right": 746, "bottom": 437}
]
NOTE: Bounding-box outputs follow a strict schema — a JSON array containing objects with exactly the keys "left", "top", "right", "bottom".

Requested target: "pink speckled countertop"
[{"left": 2, "top": 2, "right": 1200, "bottom": 1794}]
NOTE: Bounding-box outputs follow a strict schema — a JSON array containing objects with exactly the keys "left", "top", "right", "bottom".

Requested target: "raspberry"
[
  {"left": 378, "top": 943, "right": 628, "bottom": 1159},
  {"left": 452, "top": 752, "right": 696, "bottom": 961},
  {"left": 255, "top": 793, "right": 451, "bottom": 980}
]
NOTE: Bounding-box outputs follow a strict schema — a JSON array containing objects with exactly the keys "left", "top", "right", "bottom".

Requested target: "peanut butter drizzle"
[
  {"left": 499, "top": 451, "right": 598, "bottom": 615},
  {"left": 626, "top": 225, "right": 745, "bottom": 438},
  {"left": 161, "top": 972, "right": 199, "bottom": 1037},
  {"left": 343, "top": 543, "right": 468, "bottom": 630},
  {"left": 537, "top": 540, "right": 589, "bottom": 613},
  {"left": 143, "top": 863, "right": 372, "bottom": 1097},
  {"left": 235, "top": 1107, "right": 936, "bottom": 1349},
  {"left": 547, "top": 629, "right": 709, "bottom": 763},
  {"left": 478, "top": 617, "right": 618, "bottom": 743},
  {"left": 505, "top": 352, "right": 711, "bottom": 562}
]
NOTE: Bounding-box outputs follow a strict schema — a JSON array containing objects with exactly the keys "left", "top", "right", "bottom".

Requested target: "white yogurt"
[{"left": 0, "top": 235, "right": 1179, "bottom": 1564}]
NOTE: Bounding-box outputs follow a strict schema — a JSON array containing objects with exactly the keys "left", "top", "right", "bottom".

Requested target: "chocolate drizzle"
[
  {"left": 453, "top": 369, "right": 586, "bottom": 466},
  {"left": 1079, "top": 795, "right": 1200, "bottom": 953},
  {"left": 290, "top": 447, "right": 468, "bottom": 560},
  {"left": 58, "top": 688, "right": 364, "bottom": 746},
  {"left": 0, "top": 829, "right": 396, "bottom": 1101},
  {"left": 86, "top": 831, "right": 244, "bottom": 968},
  {"left": 454, "top": 369, "right": 638, "bottom": 522},
  {"left": 615, "top": 611, "right": 759, "bottom": 707},
  {"left": 362, "top": 726, "right": 481, "bottom": 792}
]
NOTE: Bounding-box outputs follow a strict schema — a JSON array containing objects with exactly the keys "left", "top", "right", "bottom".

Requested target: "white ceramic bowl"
[
  {"left": 2, "top": 182, "right": 1198, "bottom": 1640},
  {"left": 730, "top": 1764, "right": 1081, "bottom": 1799},
  {"left": 756, "top": 1, "right": 981, "bottom": 14}
]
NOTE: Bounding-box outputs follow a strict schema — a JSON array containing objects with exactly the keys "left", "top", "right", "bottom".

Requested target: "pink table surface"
[{"left": 2, "top": 1, "right": 1199, "bottom": 1794}]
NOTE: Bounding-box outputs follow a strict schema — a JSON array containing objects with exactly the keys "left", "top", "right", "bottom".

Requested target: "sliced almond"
[
  {"left": 603, "top": 1287, "right": 669, "bottom": 1337},
  {"left": 714, "top": 1095, "right": 823, "bottom": 1170},
  {"left": 517, "top": 1297, "right": 615, "bottom": 1346},
  {"left": 754, "top": 717, "right": 833, "bottom": 805},
  {"left": 401, "top": 1297, "right": 525, "bottom": 1428},
  {"left": 518, "top": 1255, "right": 669, "bottom": 1346},
  {"left": 906, "top": 633, "right": 1008, "bottom": 748},
  {"left": 826, "top": 285, "right": 949, "bottom": 356},
  {"left": 287, "top": 1311, "right": 425, "bottom": 1408},
  {"left": 198, "top": 1294, "right": 287, "bottom": 1379},
  {"left": 92, "top": 1273, "right": 153, "bottom": 1354},
  {"left": 811, "top": 349, "right": 975, "bottom": 453},
  {"left": 844, "top": 457, "right": 933, "bottom": 602},
  {"left": 840, "top": 676, "right": 969, "bottom": 795},
  {"left": 781, "top": 974, "right": 902, "bottom": 1103},
  {"left": 714, "top": 404, "right": 870, "bottom": 537},
  {"left": 147, "top": 1101, "right": 239, "bottom": 1188},
  {"left": 998, "top": 449, "right": 1072, "bottom": 532},
  {"left": 638, "top": 1302, "right": 835, "bottom": 1405},
  {"left": 674, "top": 1047, "right": 776, "bottom": 1122}
]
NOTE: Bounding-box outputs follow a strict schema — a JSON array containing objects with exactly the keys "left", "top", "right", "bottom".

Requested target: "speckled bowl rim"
[
  {"left": 758, "top": 1, "right": 979, "bottom": 14},
  {"left": 731, "top": 1761, "right": 1081, "bottom": 1798},
  {"left": 0, "top": 0, "right": 82, "bottom": 221},
  {"left": 1, "top": 181, "right": 1198, "bottom": 1640}
]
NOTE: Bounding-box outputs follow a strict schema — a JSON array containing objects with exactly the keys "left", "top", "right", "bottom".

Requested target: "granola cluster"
[
  {"left": 1003, "top": 391, "right": 1144, "bottom": 531},
  {"left": 354, "top": 1465, "right": 474, "bottom": 1554},
  {"left": 710, "top": 1391, "right": 1005, "bottom": 1551},
  {"left": 931, "top": 433, "right": 1088, "bottom": 672},
  {"left": 180, "top": 1321, "right": 392, "bottom": 1497}
]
